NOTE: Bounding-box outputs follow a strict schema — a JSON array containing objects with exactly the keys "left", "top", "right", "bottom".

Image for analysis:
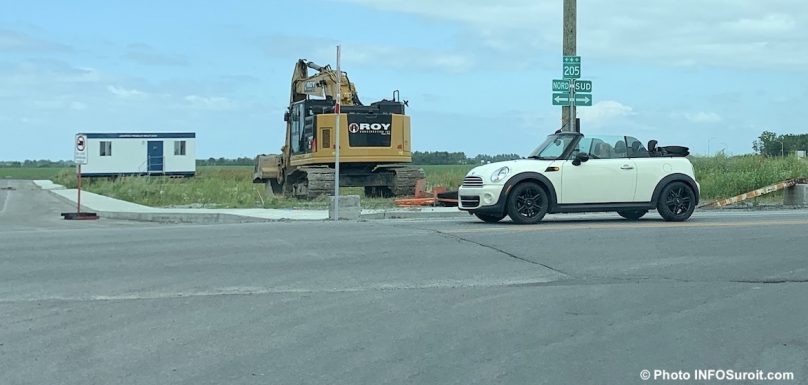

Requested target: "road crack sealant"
[
  {"left": 730, "top": 279, "right": 808, "bottom": 284},
  {"left": 400, "top": 224, "right": 572, "bottom": 277}
]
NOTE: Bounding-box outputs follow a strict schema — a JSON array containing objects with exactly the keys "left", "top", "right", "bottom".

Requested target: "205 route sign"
[{"left": 562, "top": 56, "right": 581, "bottom": 79}]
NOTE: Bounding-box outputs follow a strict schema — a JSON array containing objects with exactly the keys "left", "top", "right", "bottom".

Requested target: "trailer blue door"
[{"left": 147, "top": 141, "right": 164, "bottom": 173}]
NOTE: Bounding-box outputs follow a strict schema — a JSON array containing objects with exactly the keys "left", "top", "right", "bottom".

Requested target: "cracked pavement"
[{"left": 2, "top": 179, "right": 808, "bottom": 384}]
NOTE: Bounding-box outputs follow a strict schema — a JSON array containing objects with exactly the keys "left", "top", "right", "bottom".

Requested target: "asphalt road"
[{"left": 2, "top": 179, "right": 807, "bottom": 385}]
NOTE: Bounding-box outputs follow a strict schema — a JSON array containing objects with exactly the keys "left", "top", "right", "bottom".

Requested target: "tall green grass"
[
  {"left": 418, "top": 165, "right": 472, "bottom": 190},
  {"left": 53, "top": 166, "right": 413, "bottom": 209},
  {"left": 0, "top": 167, "right": 68, "bottom": 180},
  {"left": 691, "top": 154, "right": 808, "bottom": 199},
  {"left": 42, "top": 156, "right": 808, "bottom": 208}
]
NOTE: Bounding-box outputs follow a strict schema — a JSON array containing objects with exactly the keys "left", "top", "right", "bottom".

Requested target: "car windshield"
[{"left": 527, "top": 133, "right": 578, "bottom": 160}]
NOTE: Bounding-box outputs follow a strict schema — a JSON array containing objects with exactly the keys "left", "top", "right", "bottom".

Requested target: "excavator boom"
[{"left": 291, "top": 59, "right": 360, "bottom": 106}]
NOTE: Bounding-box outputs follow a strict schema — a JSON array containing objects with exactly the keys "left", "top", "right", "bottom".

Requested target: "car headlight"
[{"left": 490, "top": 166, "right": 510, "bottom": 182}]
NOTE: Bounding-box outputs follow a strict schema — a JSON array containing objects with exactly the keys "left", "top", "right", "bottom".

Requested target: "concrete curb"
[
  {"left": 94, "top": 211, "right": 278, "bottom": 224},
  {"left": 47, "top": 191, "right": 323, "bottom": 224},
  {"left": 36, "top": 180, "right": 466, "bottom": 224},
  {"left": 360, "top": 209, "right": 468, "bottom": 220}
]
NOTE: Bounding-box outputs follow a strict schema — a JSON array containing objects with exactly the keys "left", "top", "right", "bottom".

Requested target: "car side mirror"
[
  {"left": 572, "top": 152, "right": 589, "bottom": 166},
  {"left": 283, "top": 112, "right": 290, "bottom": 122}
]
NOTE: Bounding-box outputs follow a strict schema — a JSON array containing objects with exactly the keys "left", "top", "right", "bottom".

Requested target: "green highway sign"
[
  {"left": 552, "top": 93, "right": 592, "bottom": 106},
  {"left": 552, "top": 79, "right": 592, "bottom": 93},
  {"left": 563, "top": 56, "right": 581, "bottom": 79}
]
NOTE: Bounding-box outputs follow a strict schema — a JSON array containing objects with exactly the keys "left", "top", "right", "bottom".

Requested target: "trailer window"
[
  {"left": 100, "top": 141, "right": 112, "bottom": 156},
  {"left": 174, "top": 140, "right": 186, "bottom": 156}
]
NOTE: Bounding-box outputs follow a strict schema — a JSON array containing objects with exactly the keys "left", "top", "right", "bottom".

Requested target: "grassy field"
[
  {"left": 7, "top": 155, "right": 808, "bottom": 208},
  {"left": 0, "top": 167, "right": 68, "bottom": 180},
  {"left": 691, "top": 154, "right": 808, "bottom": 200},
  {"left": 50, "top": 166, "right": 445, "bottom": 209}
]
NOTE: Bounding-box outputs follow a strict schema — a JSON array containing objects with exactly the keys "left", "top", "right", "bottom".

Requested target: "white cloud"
[
  {"left": 69, "top": 101, "right": 87, "bottom": 111},
  {"left": 342, "top": 44, "right": 473, "bottom": 72},
  {"left": 184, "top": 95, "right": 237, "bottom": 110},
  {"left": 578, "top": 100, "right": 633, "bottom": 126},
  {"left": 721, "top": 14, "right": 796, "bottom": 35},
  {"left": 107, "top": 85, "right": 147, "bottom": 99},
  {"left": 0, "top": 28, "right": 73, "bottom": 52},
  {"left": 336, "top": 0, "right": 808, "bottom": 69},
  {"left": 124, "top": 43, "right": 188, "bottom": 66},
  {"left": 673, "top": 111, "right": 723, "bottom": 124},
  {"left": 262, "top": 34, "right": 474, "bottom": 72}
]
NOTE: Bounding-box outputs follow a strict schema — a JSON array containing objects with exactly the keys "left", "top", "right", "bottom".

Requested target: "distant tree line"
[
  {"left": 196, "top": 157, "right": 255, "bottom": 166},
  {"left": 0, "top": 160, "right": 75, "bottom": 167},
  {"left": 411, "top": 151, "right": 523, "bottom": 165},
  {"left": 753, "top": 131, "right": 808, "bottom": 157}
]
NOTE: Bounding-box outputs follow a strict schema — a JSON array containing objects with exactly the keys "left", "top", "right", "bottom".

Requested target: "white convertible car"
[{"left": 458, "top": 132, "right": 699, "bottom": 224}]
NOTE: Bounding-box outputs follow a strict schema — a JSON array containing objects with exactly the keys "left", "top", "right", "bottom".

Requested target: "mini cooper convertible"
[{"left": 458, "top": 132, "right": 699, "bottom": 224}]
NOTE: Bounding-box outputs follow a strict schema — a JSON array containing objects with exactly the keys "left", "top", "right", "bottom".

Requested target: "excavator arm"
[{"left": 290, "top": 59, "right": 361, "bottom": 106}]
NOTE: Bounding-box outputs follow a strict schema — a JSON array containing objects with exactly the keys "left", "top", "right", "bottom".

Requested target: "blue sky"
[{"left": 1, "top": 0, "right": 807, "bottom": 160}]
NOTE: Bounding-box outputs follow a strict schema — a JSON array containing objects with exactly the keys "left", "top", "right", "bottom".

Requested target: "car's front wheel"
[
  {"left": 474, "top": 213, "right": 506, "bottom": 223},
  {"left": 506, "top": 182, "right": 549, "bottom": 224},
  {"left": 617, "top": 210, "right": 647, "bottom": 220},
  {"left": 657, "top": 181, "right": 696, "bottom": 221}
]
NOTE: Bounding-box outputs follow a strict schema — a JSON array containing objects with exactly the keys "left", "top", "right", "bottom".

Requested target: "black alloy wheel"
[
  {"left": 507, "top": 182, "right": 549, "bottom": 224},
  {"left": 657, "top": 181, "right": 696, "bottom": 221}
]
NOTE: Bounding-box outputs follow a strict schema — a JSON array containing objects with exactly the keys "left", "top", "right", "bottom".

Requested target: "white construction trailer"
[{"left": 78, "top": 132, "right": 196, "bottom": 177}]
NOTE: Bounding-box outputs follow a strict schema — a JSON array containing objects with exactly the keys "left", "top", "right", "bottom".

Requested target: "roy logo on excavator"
[{"left": 348, "top": 122, "right": 391, "bottom": 134}]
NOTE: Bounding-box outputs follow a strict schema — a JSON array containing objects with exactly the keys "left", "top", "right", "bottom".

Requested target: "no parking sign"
[{"left": 74, "top": 134, "right": 87, "bottom": 165}]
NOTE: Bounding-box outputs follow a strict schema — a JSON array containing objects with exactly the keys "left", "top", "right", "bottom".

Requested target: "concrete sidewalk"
[{"left": 35, "top": 180, "right": 465, "bottom": 223}]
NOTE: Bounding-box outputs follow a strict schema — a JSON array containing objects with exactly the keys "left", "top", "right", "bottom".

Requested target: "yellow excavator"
[{"left": 253, "top": 59, "right": 424, "bottom": 199}]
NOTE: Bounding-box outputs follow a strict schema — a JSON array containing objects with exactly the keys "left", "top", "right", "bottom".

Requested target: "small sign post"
[
  {"left": 62, "top": 134, "right": 97, "bottom": 220},
  {"left": 75, "top": 135, "right": 86, "bottom": 214}
]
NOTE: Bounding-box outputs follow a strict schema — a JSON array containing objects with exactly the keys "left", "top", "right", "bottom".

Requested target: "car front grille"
[
  {"left": 460, "top": 195, "right": 480, "bottom": 208},
  {"left": 462, "top": 176, "right": 483, "bottom": 187}
]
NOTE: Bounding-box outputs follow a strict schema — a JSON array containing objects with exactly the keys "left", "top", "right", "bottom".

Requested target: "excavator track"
[
  {"left": 389, "top": 167, "right": 426, "bottom": 197},
  {"left": 287, "top": 166, "right": 425, "bottom": 200},
  {"left": 287, "top": 167, "right": 335, "bottom": 200}
]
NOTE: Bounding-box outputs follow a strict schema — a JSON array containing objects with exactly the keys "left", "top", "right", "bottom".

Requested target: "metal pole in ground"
[
  {"left": 561, "top": 0, "right": 576, "bottom": 131},
  {"left": 568, "top": 79, "right": 575, "bottom": 134},
  {"left": 334, "top": 45, "right": 341, "bottom": 220},
  {"left": 77, "top": 164, "right": 82, "bottom": 214}
]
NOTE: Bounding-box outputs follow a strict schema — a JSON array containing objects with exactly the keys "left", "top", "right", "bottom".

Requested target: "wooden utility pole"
[{"left": 561, "top": 0, "right": 576, "bottom": 132}]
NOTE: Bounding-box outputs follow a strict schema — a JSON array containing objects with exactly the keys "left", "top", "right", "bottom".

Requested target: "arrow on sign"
[
  {"left": 553, "top": 95, "right": 590, "bottom": 103},
  {"left": 552, "top": 93, "right": 593, "bottom": 106}
]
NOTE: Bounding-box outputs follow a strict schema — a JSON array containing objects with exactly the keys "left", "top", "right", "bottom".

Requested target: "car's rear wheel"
[
  {"left": 657, "top": 181, "right": 696, "bottom": 221},
  {"left": 506, "top": 182, "right": 549, "bottom": 224},
  {"left": 617, "top": 210, "right": 647, "bottom": 220},
  {"left": 474, "top": 213, "right": 506, "bottom": 223}
]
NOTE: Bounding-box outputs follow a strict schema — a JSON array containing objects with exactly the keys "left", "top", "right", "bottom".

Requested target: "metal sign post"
[
  {"left": 75, "top": 134, "right": 87, "bottom": 214},
  {"left": 333, "top": 45, "right": 341, "bottom": 221},
  {"left": 76, "top": 164, "right": 82, "bottom": 214},
  {"left": 62, "top": 134, "right": 97, "bottom": 220},
  {"left": 568, "top": 78, "right": 576, "bottom": 133}
]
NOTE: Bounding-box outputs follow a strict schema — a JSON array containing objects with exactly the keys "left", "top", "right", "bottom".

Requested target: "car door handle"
[{"left": 620, "top": 164, "right": 634, "bottom": 170}]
